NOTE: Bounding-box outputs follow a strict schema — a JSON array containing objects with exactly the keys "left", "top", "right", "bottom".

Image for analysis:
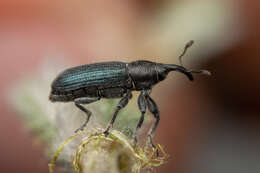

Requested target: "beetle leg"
[
  {"left": 74, "top": 97, "right": 100, "bottom": 133},
  {"left": 146, "top": 95, "right": 160, "bottom": 151},
  {"left": 134, "top": 90, "right": 147, "bottom": 146},
  {"left": 104, "top": 91, "right": 132, "bottom": 136}
]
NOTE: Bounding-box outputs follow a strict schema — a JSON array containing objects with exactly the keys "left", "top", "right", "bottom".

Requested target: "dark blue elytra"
[
  {"left": 52, "top": 62, "right": 128, "bottom": 91},
  {"left": 49, "top": 61, "right": 133, "bottom": 102}
]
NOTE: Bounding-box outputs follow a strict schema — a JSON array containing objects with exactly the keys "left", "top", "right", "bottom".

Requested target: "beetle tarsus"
[
  {"left": 103, "top": 127, "right": 110, "bottom": 137},
  {"left": 74, "top": 126, "right": 84, "bottom": 133},
  {"left": 148, "top": 134, "right": 159, "bottom": 156}
]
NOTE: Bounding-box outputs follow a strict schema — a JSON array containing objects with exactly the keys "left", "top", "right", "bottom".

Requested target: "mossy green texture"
[{"left": 10, "top": 80, "right": 58, "bottom": 142}]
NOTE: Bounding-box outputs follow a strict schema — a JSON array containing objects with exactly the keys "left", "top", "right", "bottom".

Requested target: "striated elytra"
[{"left": 49, "top": 41, "right": 210, "bottom": 148}]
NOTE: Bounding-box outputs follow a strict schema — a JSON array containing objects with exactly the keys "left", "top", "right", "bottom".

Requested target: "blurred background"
[{"left": 0, "top": 0, "right": 260, "bottom": 172}]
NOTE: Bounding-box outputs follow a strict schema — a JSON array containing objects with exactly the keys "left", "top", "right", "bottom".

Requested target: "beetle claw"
[
  {"left": 74, "top": 126, "right": 84, "bottom": 133},
  {"left": 103, "top": 129, "right": 110, "bottom": 137},
  {"left": 149, "top": 135, "right": 159, "bottom": 157}
]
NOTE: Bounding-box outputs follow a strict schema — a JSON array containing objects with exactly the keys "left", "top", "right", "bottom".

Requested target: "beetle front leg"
[
  {"left": 134, "top": 90, "right": 147, "bottom": 146},
  {"left": 146, "top": 95, "right": 160, "bottom": 149},
  {"left": 74, "top": 97, "right": 100, "bottom": 133},
  {"left": 104, "top": 91, "right": 132, "bottom": 136}
]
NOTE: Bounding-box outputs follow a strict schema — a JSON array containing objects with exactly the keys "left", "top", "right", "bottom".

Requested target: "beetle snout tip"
[{"left": 203, "top": 70, "right": 211, "bottom": 76}]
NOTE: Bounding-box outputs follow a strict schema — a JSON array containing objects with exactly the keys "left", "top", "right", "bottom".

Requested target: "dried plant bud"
[{"left": 49, "top": 130, "right": 168, "bottom": 173}]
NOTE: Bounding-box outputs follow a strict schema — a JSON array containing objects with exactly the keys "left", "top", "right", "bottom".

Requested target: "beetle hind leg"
[{"left": 74, "top": 97, "right": 100, "bottom": 133}]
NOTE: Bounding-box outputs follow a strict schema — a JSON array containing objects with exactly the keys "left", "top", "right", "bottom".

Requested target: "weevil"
[{"left": 49, "top": 41, "right": 210, "bottom": 148}]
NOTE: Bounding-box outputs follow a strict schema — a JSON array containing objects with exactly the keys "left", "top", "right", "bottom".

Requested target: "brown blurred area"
[{"left": 0, "top": 0, "right": 260, "bottom": 173}]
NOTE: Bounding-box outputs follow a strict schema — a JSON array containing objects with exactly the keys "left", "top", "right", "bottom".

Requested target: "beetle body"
[
  {"left": 49, "top": 60, "right": 193, "bottom": 102},
  {"left": 49, "top": 41, "right": 210, "bottom": 148}
]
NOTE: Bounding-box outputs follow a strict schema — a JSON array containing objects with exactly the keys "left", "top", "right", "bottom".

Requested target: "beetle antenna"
[
  {"left": 179, "top": 40, "right": 194, "bottom": 67},
  {"left": 179, "top": 40, "right": 211, "bottom": 76}
]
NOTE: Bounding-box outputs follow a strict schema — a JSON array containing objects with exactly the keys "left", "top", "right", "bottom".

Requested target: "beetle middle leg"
[
  {"left": 74, "top": 97, "right": 100, "bottom": 133},
  {"left": 104, "top": 91, "right": 132, "bottom": 136}
]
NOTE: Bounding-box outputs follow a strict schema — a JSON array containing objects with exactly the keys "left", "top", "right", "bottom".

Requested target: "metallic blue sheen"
[{"left": 52, "top": 62, "right": 128, "bottom": 91}]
